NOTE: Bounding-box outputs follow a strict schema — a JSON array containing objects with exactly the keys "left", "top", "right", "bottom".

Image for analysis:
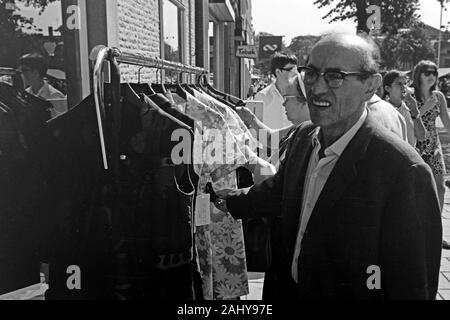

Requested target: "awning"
[
  {"left": 439, "top": 68, "right": 450, "bottom": 78},
  {"left": 209, "top": 0, "right": 235, "bottom": 22},
  {"left": 47, "top": 69, "right": 66, "bottom": 80}
]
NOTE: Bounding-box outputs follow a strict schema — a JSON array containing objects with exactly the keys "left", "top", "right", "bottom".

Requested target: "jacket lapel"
[
  {"left": 283, "top": 125, "right": 316, "bottom": 248},
  {"left": 310, "top": 113, "right": 376, "bottom": 223}
]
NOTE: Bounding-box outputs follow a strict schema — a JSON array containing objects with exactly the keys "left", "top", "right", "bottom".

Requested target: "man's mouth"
[{"left": 311, "top": 99, "right": 332, "bottom": 108}]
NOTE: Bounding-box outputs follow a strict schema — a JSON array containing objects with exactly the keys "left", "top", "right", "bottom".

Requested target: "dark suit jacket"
[{"left": 227, "top": 112, "right": 442, "bottom": 300}]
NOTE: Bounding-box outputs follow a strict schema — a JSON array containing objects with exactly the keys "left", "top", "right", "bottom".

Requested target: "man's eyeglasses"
[
  {"left": 423, "top": 70, "right": 438, "bottom": 77},
  {"left": 279, "top": 66, "right": 297, "bottom": 73},
  {"left": 283, "top": 95, "right": 307, "bottom": 104},
  {"left": 298, "top": 66, "right": 375, "bottom": 88}
]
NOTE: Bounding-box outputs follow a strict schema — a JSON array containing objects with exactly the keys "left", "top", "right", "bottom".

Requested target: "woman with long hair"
[{"left": 412, "top": 60, "right": 450, "bottom": 249}]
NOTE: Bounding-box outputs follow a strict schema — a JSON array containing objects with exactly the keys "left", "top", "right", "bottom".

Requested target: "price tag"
[{"left": 195, "top": 194, "right": 211, "bottom": 227}]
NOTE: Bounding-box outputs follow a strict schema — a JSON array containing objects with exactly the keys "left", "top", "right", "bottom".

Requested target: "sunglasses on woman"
[{"left": 423, "top": 70, "right": 438, "bottom": 77}]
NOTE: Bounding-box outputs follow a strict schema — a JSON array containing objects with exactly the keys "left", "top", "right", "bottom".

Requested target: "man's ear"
[
  {"left": 364, "top": 74, "right": 382, "bottom": 99},
  {"left": 274, "top": 69, "right": 282, "bottom": 78}
]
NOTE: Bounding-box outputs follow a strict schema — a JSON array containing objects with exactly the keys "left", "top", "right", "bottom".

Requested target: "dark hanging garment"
[
  {"left": 118, "top": 91, "right": 196, "bottom": 300},
  {"left": 44, "top": 95, "right": 117, "bottom": 300},
  {"left": 145, "top": 93, "right": 200, "bottom": 190},
  {"left": 0, "top": 83, "right": 56, "bottom": 294},
  {"left": 0, "top": 83, "right": 52, "bottom": 156},
  {"left": 147, "top": 94, "right": 195, "bottom": 127},
  {"left": 0, "top": 101, "right": 44, "bottom": 294},
  {"left": 0, "top": 84, "right": 54, "bottom": 295}
]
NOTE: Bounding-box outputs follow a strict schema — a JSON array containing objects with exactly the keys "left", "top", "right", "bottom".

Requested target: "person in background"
[
  {"left": 366, "top": 93, "right": 409, "bottom": 142},
  {"left": 412, "top": 60, "right": 450, "bottom": 249},
  {"left": 383, "top": 70, "right": 426, "bottom": 147},
  {"left": 237, "top": 76, "right": 309, "bottom": 166},
  {"left": 247, "top": 84, "right": 257, "bottom": 99},
  {"left": 254, "top": 52, "right": 299, "bottom": 129},
  {"left": 18, "top": 53, "right": 65, "bottom": 100},
  {"left": 237, "top": 76, "right": 310, "bottom": 299}
]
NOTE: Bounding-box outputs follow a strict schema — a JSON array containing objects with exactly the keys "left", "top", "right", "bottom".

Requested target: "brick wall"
[{"left": 117, "top": 0, "right": 196, "bottom": 83}]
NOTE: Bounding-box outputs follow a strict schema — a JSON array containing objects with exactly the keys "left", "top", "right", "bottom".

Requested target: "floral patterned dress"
[
  {"left": 416, "top": 95, "right": 446, "bottom": 176},
  {"left": 172, "top": 92, "right": 250, "bottom": 300}
]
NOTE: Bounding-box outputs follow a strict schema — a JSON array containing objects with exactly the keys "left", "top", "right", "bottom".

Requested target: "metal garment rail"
[
  {"left": 0, "top": 67, "right": 16, "bottom": 76},
  {"left": 116, "top": 52, "right": 208, "bottom": 75}
]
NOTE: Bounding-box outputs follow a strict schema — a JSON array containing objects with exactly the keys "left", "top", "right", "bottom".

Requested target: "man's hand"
[
  {"left": 236, "top": 107, "right": 256, "bottom": 128},
  {"left": 212, "top": 189, "right": 233, "bottom": 212}
]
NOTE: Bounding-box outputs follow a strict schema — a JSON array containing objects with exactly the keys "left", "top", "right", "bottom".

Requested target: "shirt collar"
[
  {"left": 311, "top": 108, "right": 368, "bottom": 157},
  {"left": 398, "top": 101, "right": 410, "bottom": 112},
  {"left": 270, "top": 82, "right": 283, "bottom": 99},
  {"left": 367, "top": 94, "right": 383, "bottom": 106},
  {"left": 28, "top": 80, "right": 48, "bottom": 96}
]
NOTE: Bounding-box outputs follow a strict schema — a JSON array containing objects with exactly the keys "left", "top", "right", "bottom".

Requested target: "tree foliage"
[
  {"left": 288, "top": 35, "right": 321, "bottom": 65},
  {"left": 311, "top": 0, "right": 437, "bottom": 70},
  {"left": 380, "top": 22, "right": 436, "bottom": 70},
  {"left": 0, "top": 0, "right": 57, "bottom": 35},
  {"left": 0, "top": 0, "right": 58, "bottom": 65},
  {"left": 313, "top": 0, "right": 421, "bottom": 33}
]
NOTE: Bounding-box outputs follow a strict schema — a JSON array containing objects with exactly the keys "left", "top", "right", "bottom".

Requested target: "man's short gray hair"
[
  {"left": 357, "top": 33, "right": 381, "bottom": 74},
  {"left": 317, "top": 32, "right": 381, "bottom": 75}
]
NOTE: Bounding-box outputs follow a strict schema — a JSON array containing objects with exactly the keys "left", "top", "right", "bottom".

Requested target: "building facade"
[{"left": 0, "top": 0, "right": 255, "bottom": 108}]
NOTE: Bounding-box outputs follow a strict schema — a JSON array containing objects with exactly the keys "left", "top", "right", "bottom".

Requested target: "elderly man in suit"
[{"left": 215, "top": 33, "right": 442, "bottom": 300}]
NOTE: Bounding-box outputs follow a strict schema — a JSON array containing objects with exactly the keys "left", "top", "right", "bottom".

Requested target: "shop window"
[
  {"left": 1, "top": 1, "right": 65, "bottom": 89},
  {"left": 0, "top": 0, "right": 90, "bottom": 114},
  {"left": 0, "top": 0, "right": 92, "bottom": 112},
  {"left": 161, "top": 0, "right": 185, "bottom": 63}
]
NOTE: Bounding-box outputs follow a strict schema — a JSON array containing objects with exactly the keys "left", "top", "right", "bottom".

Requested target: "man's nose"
[{"left": 311, "top": 74, "right": 329, "bottom": 95}]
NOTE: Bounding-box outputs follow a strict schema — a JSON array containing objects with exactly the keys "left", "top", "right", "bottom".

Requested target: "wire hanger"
[{"left": 137, "top": 66, "right": 144, "bottom": 84}]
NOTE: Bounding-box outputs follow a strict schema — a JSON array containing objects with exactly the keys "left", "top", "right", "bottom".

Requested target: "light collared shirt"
[
  {"left": 291, "top": 108, "right": 368, "bottom": 283},
  {"left": 26, "top": 81, "right": 65, "bottom": 101},
  {"left": 254, "top": 82, "right": 292, "bottom": 129},
  {"left": 392, "top": 101, "right": 416, "bottom": 147},
  {"left": 367, "top": 95, "right": 408, "bottom": 142}
]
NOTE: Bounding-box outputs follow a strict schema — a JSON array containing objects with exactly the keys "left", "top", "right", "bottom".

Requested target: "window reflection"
[
  {"left": 0, "top": 0, "right": 68, "bottom": 115},
  {"left": 163, "top": 0, "right": 181, "bottom": 63}
]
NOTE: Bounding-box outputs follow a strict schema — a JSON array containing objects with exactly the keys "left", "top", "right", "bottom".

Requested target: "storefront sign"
[
  {"left": 259, "top": 36, "right": 283, "bottom": 60},
  {"left": 236, "top": 45, "right": 258, "bottom": 59}
]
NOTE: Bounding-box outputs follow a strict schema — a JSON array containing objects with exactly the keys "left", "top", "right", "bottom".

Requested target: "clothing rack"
[
  {"left": 116, "top": 52, "right": 207, "bottom": 76},
  {"left": 0, "top": 67, "right": 17, "bottom": 76},
  {"left": 92, "top": 47, "right": 209, "bottom": 171},
  {"left": 92, "top": 48, "right": 207, "bottom": 300},
  {"left": 0, "top": 67, "right": 24, "bottom": 89}
]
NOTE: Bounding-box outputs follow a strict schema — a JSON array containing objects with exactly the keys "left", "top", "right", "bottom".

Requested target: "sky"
[
  {"left": 14, "top": 0, "right": 450, "bottom": 46},
  {"left": 252, "top": 0, "right": 449, "bottom": 45},
  {"left": 15, "top": 1, "right": 62, "bottom": 36}
]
